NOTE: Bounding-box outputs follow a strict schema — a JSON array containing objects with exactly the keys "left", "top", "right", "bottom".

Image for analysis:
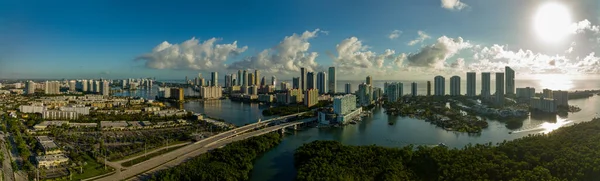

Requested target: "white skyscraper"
[
  {"left": 68, "top": 80, "right": 76, "bottom": 92},
  {"left": 300, "top": 67, "right": 307, "bottom": 91},
  {"left": 481, "top": 72, "right": 491, "bottom": 97},
  {"left": 44, "top": 81, "right": 60, "bottom": 95},
  {"left": 505, "top": 66, "right": 515, "bottom": 95},
  {"left": 434, "top": 76, "right": 445, "bottom": 96},
  {"left": 328, "top": 67, "right": 336, "bottom": 94},
  {"left": 466, "top": 72, "right": 476, "bottom": 97},
  {"left": 450, "top": 76, "right": 461, "bottom": 96},
  {"left": 316, "top": 72, "right": 327, "bottom": 94},
  {"left": 237, "top": 70, "right": 243, "bottom": 86},
  {"left": 333, "top": 94, "right": 357, "bottom": 115},
  {"left": 101, "top": 80, "right": 110, "bottom": 96},
  {"left": 26, "top": 81, "right": 36, "bottom": 94},
  {"left": 271, "top": 76, "right": 277, "bottom": 86}
]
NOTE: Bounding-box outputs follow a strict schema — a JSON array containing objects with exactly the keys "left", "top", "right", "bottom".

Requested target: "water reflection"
[
  {"left": 540, "top": 118, "right": 572, "bottom": 134},
  {"left": 536, "top": 74, "right": 574, "bottom": 90}
]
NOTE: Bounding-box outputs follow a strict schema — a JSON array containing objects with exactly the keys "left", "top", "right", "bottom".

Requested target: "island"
[{"left": 294, "top": 118, "right": 600, "bottom": 181}]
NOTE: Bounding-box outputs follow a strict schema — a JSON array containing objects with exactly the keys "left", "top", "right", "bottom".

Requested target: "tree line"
[
  {"left": 295, "top": 118, "right": 600, "bottom": 180},
  {"left": 149, "top": 132, "right": 282, "bottom": 181}
]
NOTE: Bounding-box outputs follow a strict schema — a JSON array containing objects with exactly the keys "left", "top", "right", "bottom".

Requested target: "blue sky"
[{"left": 1, "top": 0, "right": 599, "bottom": 80}]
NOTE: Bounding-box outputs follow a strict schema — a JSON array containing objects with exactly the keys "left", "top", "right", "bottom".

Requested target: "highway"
[{"left": 94, "top": 112, "right": 310, "bottom": 181}]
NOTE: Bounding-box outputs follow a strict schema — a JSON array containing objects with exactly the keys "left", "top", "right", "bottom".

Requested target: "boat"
[
  {"left": 438, "top": 143, "right": 447, "bottom": 147},
  {"left": 349, "top": 121, "right": 357, "bottom": 125},
  {"left": 388, "top": 122, "right": 394, "bottom": 125},
  {"left": 508, "top": 131, "right": 513, "bottom": 134}
]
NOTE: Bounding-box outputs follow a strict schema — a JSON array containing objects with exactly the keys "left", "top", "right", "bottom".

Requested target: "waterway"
[{"left": 114, "top": 87, "right": 600, "bottom": 181}]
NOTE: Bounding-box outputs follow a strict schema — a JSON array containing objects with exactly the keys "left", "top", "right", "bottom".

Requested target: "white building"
[
  {"left": 45, "top": 81, "right": 61, "bottom": 95},
  {"left": 434, "top": 76, "right": 445, "bottom": 96},
  {"left": 200, "top": 86, "right": 222, "bottom": 99},
  {"left": 42, "top": 111, "right": 78, "bottom": 120},
  {"left": 19, "top": 105, "right": 47, "bottom": 113},
  {"left": 59, "top": 106, "right": 90, "bottom": 115},
  {"left": 334, "top": 94, "right": 357, "bottom": 115},
  {"left": 100, "top": 80, "right": 110, "bottom": 96},
  {"left": 26, "top": 81, "right": 36, "bottom": 94},
  {"left": 36, "top": 154, "right": 69, "bottom": 168}
]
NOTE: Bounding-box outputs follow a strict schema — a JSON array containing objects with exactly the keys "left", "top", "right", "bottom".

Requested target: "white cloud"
[
  {"left": 441, "top": 0, "right": 468, "bottom": 11},
  {"left": 227, "top": 29, "right": 322, "bottom": 74},
  {"left": 388, "top": 30, "right": 402, "bottom": 40},
  {"left": 331, "top": 37, "right": 398, "bottom": 71},
  {"left": 135, "top": 38, "right": 247, "bottom": 70},
  {"left": 405, "top": 36, "right": 472, "bottom": 69},
  {"left": 570, "top": 19, "right": 600, "bottom": 34},
  {"left": 407, "top": 31, "right": 431, "bottom": 46}
]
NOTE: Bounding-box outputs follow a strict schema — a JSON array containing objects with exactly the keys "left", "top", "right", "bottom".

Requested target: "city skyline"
[{"left": 1, "top": 0, "right": 600, "bottom": 80}]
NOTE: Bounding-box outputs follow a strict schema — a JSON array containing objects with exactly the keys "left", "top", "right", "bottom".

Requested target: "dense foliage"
[
  {"left": 149, "top": 132, "right": 282, "bottom": 181},
  {"left": 263, "top": 101, "right": 330, "bottom": 116},
  {"left": 295, "top": 118, "right": 600, "bottom": 181}
]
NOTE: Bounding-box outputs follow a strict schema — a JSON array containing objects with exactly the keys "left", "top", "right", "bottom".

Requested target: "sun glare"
[
  {"left": 533, "top": 2, "right": 572, "bottom": 43},
  {"left": 537, "top": 74, "right": 574, "bottom": 91}
]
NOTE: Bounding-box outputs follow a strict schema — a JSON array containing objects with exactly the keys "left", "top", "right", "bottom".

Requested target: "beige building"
[{"left": 304, "top": 89, "right": 319, "bottom": 107}]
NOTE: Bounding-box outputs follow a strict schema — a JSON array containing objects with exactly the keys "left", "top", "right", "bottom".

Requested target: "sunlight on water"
[
  {"left": 536, "top": 74, "right": 574, "bottom": 91},
  {"left": 540, "top": 118, "right": 572, "bottom": 134}
]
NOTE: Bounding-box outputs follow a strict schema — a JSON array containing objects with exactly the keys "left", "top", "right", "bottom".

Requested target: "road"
[
  {"left": 94, "top": 113, "right": 309, "bottom": 181},
  {"left": 0, "top": 136, "right": 14, "bottom": 181},
  {"left": 101, "top": 142, "right": 192, "bottom": 173},
  {"left": 130, "top": 120, "right": 310, "bottom": 180}
]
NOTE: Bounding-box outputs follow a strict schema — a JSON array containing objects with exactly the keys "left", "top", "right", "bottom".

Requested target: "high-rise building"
[
  {"left": 254, "top": 70, "right": 260, "bottom": 87},
  {"left": 553, "top": 90, "right": 568, "bottom": 106},
  {"left": 345, "top": 83, "right": 352, "bottom": 94},
  {"left": 211, "top": 72, "right": 218, "bottom": 87},
  {"left": 200, "top": 86, "right": 222, "bottom": 99},
  {"left": 373, "top": 87, "right": 382, "bottom": 101},
  {"left": 271, "top": 76, "right": 277, "bottom": 86},
  {"left": 358, "top": 83, "right": 372, "bottom": 106},
  {"left": 328, "top": 67, "right": 336, "bottom": 94},
  {"left": 516, "top": 87, "right": 535, "bottom": 100},
  {"left": 292, "top": 77, "right": 300, "bottom": 89},
  {"left": 543, "top": 89, "right": 553, "bottom": 98},
  {"left": 386, "top": 83, "right": 401, "bottom": 102},
  {"left": 505, "top": 66, "right": 515, "bottom": 95},
  {"left": 466, "top": 72, "right": 476, "bottom": 97},
  {"left": 68, "top": 80, "right": 76, "bottom": 92},
  {"left": 333, "top": 94, "right": 357, "bottom": 115},
  {"left": 237, "top": 70, "right": 243, "bottom": 86},
  {"left": 481, "top": 72, "right": 491, "bottom": 97},
  {"left": 88, "top": 80, "right": 94, "bottom": 93},
  {"left": 94, "top": 80, "right": 100, "bottom": 93},
  {"left": 316, "top": 72, "right": 327, "bottom": 94},
  {"left": 44, "top": 81, "right": 61, "bottom": 95},
  {"left": 100, "top": 80, "right": 110, "bottom": 96},
  {"left": 434, "top": 76, "right": 445, "bottom": 96},
  {"left": 248, "top": 73, "right": 255, "bottom": 86},
  {"left": 366, "top": 76, "right": 372, "bottom": 86},
  {"left": 427, "top": 81, "right": 431, "bottom": 96},
  {"left": 170, "top": 88, "right": 184, "bottom": 101},
  {"left": 450, "top": 76, "right": 461, "bottom": 96},
  {"left": 306, "top": 72, "right": 316, "bottom": 90},
  {"left": 304, "top": 89, "right": 319, "bottom": 107},
  {"left": 495, "top": 72, "right": 505, "bottom": 105},
  {"left": 242, "top": 70, "right": 248, "bottom": 86},
  {"left": 411, "top": 82, "right": 417, "bottom": 96},
  {"left": 280, "top": 82, "right": 290, "bottom": 90},
  {"left": 26, "top": 81, "right": 36, "bottom": 94},
  {"left": 77, "top": 80, "right": 88, "bottom": 92},
  {"left": 260, "top": 76, "right": 266, "bottom": 87},
  {"left": 300, "top": 67, "right": 307, "bottom": 91},
  {"left": 225, "top": 74, "right": 232, "bottom": 88},
  {"left": 185, "top": 76, "right": 189, "bottom": 84},
  {"left": 530, "top": 96, "right": 557, "bottom": 113},
  {"left": 198, "top": 78, "right": 206, "bottom": 87}
]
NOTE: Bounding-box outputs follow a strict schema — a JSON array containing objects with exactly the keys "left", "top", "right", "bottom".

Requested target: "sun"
[{"left": 533, "top": 2, "right": 572, "bottom": 43}]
